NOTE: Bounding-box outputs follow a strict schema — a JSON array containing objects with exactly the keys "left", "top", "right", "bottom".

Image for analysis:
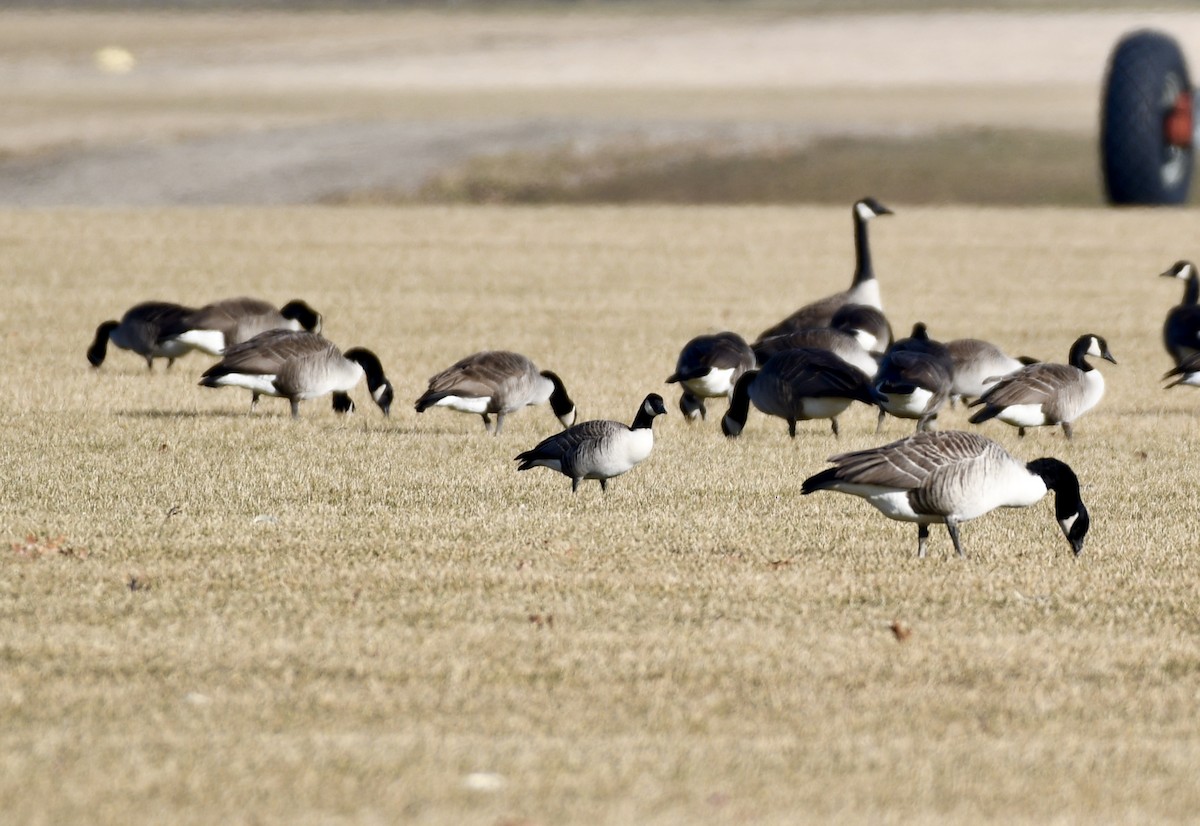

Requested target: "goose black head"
[
  {"left": 910, "top": 322, "right": 930, "bottom": 341},
  {"left": 1027, "top": 457, "right": 1090, "bottom": 556},
  {"left": 644, "top": 393, "right": 667, "bottom": 417},
  {"left": 87, "top": 320, "right": 119, "bottom": 367},
  {"left": 1160, "top": 260, "right": 1196, "bottom": 280},
  {"left": 344, "top": 347, "right": 392, "bottom": 416},
  {"left": 855, "top": 197, "right": 893, "bottom": 221},
  {"left": 541, "top": 370, "right": 577, "bottom": 428},
  {"left": 280, "top": 300, "right": 322, "bottom": 334},
  {"left": 1072, "top": 333, "right": 1117, "bottom": 366}
]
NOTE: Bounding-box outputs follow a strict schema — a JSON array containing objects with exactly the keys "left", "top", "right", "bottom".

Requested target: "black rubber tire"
[{"left": 1101, "top": 29, "right": 1193, "bottom": 205}]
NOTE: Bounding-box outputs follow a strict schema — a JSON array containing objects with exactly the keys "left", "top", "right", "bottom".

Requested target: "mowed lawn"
[{"left": 2, "top": 205, "right": 1199, "bottom": 824}]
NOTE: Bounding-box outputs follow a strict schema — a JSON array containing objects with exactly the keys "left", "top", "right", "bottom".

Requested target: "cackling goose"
[
  {"left": 666, "top": 331, "right": 757, "bottom": 421},
  {"left": 415, "top": 350, "right": 576, "bottom": 435},
  {"left": 801, "top": 430, "right": 1090, "bottom": 557},
  {"left": 87, "top": 301, "right": 196, "bottom": 369}
]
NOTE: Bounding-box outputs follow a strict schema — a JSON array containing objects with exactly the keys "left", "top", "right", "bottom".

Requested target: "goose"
[
  {"left": 414, "top": 350, "right": 576, "bottom": 435},
  {"left": 801, "top": 430, "right": 1090, "bottom": 558},
  {"left": 968, "top": 334, "right": 1115, "bottom": 439},
  {"left": 1163, "top": 351, "right": 1200, "bottom": 388},
  {"left": 722, "top": 347, "right": 883, "bottom": 439},
  {"left": 199, "top": 329, "right": 393, "bottom": 418},
  {"left": 159, "top": 297, "right": 322, "bottom": 357},
  {"left": 666, "top": 332, "right": 757, "bottom": 420},
  {"left": 754, "top": 197, "right": 892, "bottom": 344},
  {"left": 515, "top": 393, "right": 667, "bottom": 492},
  {"left": 87, "top": 301, "right": 196, "bottom": 369},
  {"left": 752, "top": 328, "right": 878, "bottom": 378},
  {"left": 946, "top": 338, "right": 1035, "bottom": 405},
  {"left": 1161, "top": 260, "right": 1200, "bottom": 365},
  {"left": 830, "top": 303, "right": 893, "bottom": 355},
  {"left": 874, "top": 323, "right": 954, "bottom": 433}
]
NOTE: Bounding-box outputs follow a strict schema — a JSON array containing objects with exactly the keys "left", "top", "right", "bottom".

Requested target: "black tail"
[
  {"left": 968, "top": 406, "right": 1000, "bottom": 425},
  {"left": 666, "top": 366, "right": 710, "bottom": 384},
  {"left": 414, "top": 390, "right": 444, "bottom": 412},
  {"left": 801, "top": 466, "right": 841, "bottom": 495}
]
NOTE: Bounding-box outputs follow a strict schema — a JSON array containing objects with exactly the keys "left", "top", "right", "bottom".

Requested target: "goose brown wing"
[
  {"left": 424, "top": 351, "right": 534, "bottom": 399},
  {"left": 823, "top": 431, "right": 993, "bottom": 490},
  {"left": 162, "top": 297, "right": 275, "bottom": 340},
  {"left": 516, "top": 420, "right": 623, "bottom": 463},
  {"left": 205, "top": 330, "right": 330, "bottom": 377},
  {"left": 768, "top": 348, "right": 872, "bottom": 400},
  {"left": 755, "top": 293, "right": 846, "bottom": 343},
  {"left": 125, "top": 302, "right": 193, "bottom": 350},
  {"left": 976, "top": 363, "right": 1079, "bottom": 407}
]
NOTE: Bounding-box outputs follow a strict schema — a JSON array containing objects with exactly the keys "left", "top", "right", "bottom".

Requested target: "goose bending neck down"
[
  {"left": 801, "top": 430, "right": 1090, "bottom": 558},
  {"left": 199, "top": 330, "right": 393, "bottom": 419},
  {"left": 87, "top": 302, "right": 195, "bottom": 369},
  {"left": 515, "top": 393, "right": 667, "bottom": 492}
]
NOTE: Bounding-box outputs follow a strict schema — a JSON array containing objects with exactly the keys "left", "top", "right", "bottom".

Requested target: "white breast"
[
  {"left": 588, "top": 428, "right": 655, "bottom": 479},
  {"left": 880, "top": 387, "right": 932, "bottom": 418},
  {"left": 846, "top": 279, "right": 881, "bottom": 310},
  {"left": 683, "top": 367, "right": 738, "bottom": 399}
]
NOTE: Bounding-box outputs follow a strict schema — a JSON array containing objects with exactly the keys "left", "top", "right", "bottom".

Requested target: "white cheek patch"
[
  {"left": 644, "top": 401, "right": 654, "bottom": 415},
  {"left": 1087, "top": 337, "right": 1103, "bottom": 358},
  {"left": 851, "top": 329, "right": 878, "bottom": 352},
  {"left": 373, "top": 385, "right": 388, "bottom": 402},
  {"left": 855, "top": 202, "right": 876, "bottom": 221},
  {"left": 1059, "top": 513, "right": 1079, "bottom": 536}
]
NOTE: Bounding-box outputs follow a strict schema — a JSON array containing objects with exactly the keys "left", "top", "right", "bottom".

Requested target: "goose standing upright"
[
  {"left": 414, "top": 351, "right": 576, "bottom": 435},
  {"left": 1161, "top": 260, "right": 1200, "bottom": 365},
  {"left": 874, "top": 323, "right": 955, "bottom": 433},
  {"left": 753, "top": 198, "right": 892, "bottom": 344},
  {"left": 722, "top": 348, "right": 882, "bottom": 439},
  {"left": 159, "top": 297, "right": 323, "bottom": 357},
  {"left": 199, "top": 329, "right": 393, "bottom": 418},
  {"left": 666, "top": 331, "right": 757, "bottom": 420},
  {"left": 515, "top": 393, "right": 667, "bottom": 492},
  {"left": 968, "top": 334, "right": 1115, "bottom": 439},
  {"left": 87, "top": 301, "right": 196, "bottom": 369},
  {"left": 801, "top": 430, "right": 1090, "bottom": 558}
]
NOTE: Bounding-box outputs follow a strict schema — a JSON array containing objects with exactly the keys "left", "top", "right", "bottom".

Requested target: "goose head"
[
  {"left": 1073, "top": 334, "right": 1117, "bottom": 366},
  {"left": 1160, "top": 260, "right": 1196, "bottom": 281},
  {"left": 1027, "top": 457, "right": 1090, "bottom": 556},
  {"left": 541, "top": 370, "right": 577, "bottom": 428},
  {"left": 87, "top": 320, "right": 119, "bottom": 366},
  {"left": 344, "top": 347, "right": 393, "bottom": 416},
  {"left": 855, "top": 197, "right": 893, "bottom": 221},
  {"left": 280, "top": 299, "right": 323, "bottom": 334}
]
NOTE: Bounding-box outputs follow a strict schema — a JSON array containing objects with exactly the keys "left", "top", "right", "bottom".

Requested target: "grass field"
[{"left": 3, "top": 205, "right": 1200, "bottom": 823}]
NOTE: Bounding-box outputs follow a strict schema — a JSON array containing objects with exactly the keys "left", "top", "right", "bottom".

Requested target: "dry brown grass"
[{"left": 3, "top": 205, "right": 1200, "bottom": 824}]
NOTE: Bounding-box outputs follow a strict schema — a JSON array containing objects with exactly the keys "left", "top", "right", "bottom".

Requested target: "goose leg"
[
  {"left": 918, "top": 524, "right": 930, "bottom": 558},
  {"left": 571, "top": 478, "right": 580, "bottom": 493},
  {"left": 481, "top": 413, "right": 492, "bottom": 432},
  {"left": 830, "top": 418, "right": 840, "bottom": 439},
  {"left": 1062, "top": 422, "right": 1073, "bottom": 440},
  {"left": 788, "top": 418, "right": 797, "bottom": 439},
  {"left": 1018, "top": 427, "right": 1026, "bottom": 438},
  {"left": 945, "top": 519, "right": 965, "bottom": 557},
  {"left": 289, "top": 399, "right": 300, "bottom": 419},
  {"left": 875, "top": 408, "right": 886, "bottom": 434},
  {"left": 144, "top": 356, "right": 154, "bottom": 370},
  {"left": 600, "top": 479, "right": 609, "bottom": 493},
  {"left": 493, "top": 412, "right": 506, "bottom": 436},
  {"left": 167, "top": 358, "right": 176, "bottom": 370},
  {"left": 251, "top": 392, "right": 260, "bottom": 412}
]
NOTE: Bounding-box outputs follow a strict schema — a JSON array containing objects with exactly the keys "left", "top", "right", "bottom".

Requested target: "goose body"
[
  {"left": 754, "top": 198, "right": 892, "bottom": 344},
  {"left": 801, "top": 430, "right": 1090, "bottom": 557},
  {"left": 199, "top": 329, "right": 392, "bottom": 418},
  {"left": 666, "top": 331, "right": 756, "bottom": 421},
  {"left": 87, "top": 301, "right": 195, "bottom": 369},
  {"left": 874, "top": 323, "right": 954, "bottom": 432},
  {"left": 1161, "top": 260, "right": 1200, "bottom": 365},
  {"left": 753, "top": 328, "right": 878, "bottom": 378},
  {"left": 415, "top": 350, "right": 576, "bottom": 435},
  {"left": 946, "top": 338, "right": 1031, "bottom": 403},
  {"left": 515, "top": 393, "right": 667, "bottom": 492},
  {"left": 968, "top": 334, "right": 1115, "bottom": 439},
  {"left": 160, "top": 297, "right": 322, "bottom": 357},
  {"left": 722, "top": 347, "right": 882, "bottom": 439}
]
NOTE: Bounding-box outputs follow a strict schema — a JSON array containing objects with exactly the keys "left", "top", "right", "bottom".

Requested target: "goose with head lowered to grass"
[
  {"left": 1160, "top": 260, "right": 1200, "bottom": 365},
  {"left": 87, "top": 301, "right": 196, "bottom": 369},
  {"left": 874, "top": 323, "right": 955, "bottom": 433},
  {"left": 968, "top": 334, "right": 1115, "bottom": 439},
  {"left": 753, "top": 197, "right": 892, "bottom": 345},
  {"left": 515, "top": 393, "right": 667, "bottom": 493},
  {"left": 415, "top": 350, "right": 576, "bottom": 435},
  {"left": 159, "top": 296, "right": 323, "bottom": 357},
  {"left": 722, "top": 347, "right": 883, "bottom": 440},
  {"left": 199, "top": 329, "right": 393, "bottom": 419},
  {"left": 801, "top": 430, "right": 1090, "bottom": 558},
  {"left": 666, "top": 331, "right": 756, "bottom": 421}
]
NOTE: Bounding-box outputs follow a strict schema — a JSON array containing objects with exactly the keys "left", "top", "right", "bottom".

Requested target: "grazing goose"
[
  {"left": 754, "top": 197, "right": 892, "bottom": 344},
  {"left": 801, "top": 430, "right": 1090, "bottom": 558},
  {"left": 199, "top": 329, "right": 393, "bottom": 419},
  {"left": 946, "top": 338, "right": 1035, "bottom": 405},
  {"left": 752, "top": 328, "right": 878, "bottom": 378},
  {"left": 874, "top": 323, "right": 955, "bottom": 433},
  {"left": 160, "top": 297, "right": 322, "bottom": 357},
  {"left": 414, "top": 350, "right": 576, "bottom": 435},
  {"left": 1163, "top": 351, "right": 1200, "bottom": 388},
  {"left": 515, "top": 393, "right": 667, "bottom": 492},
  {"left": 665, "top": 332, "right": 756, "bottom": 421},
  {"left": 1161, "top": 260, "right": 1200, "bottom": 365},
  {"left": 87, "top": 301, "right": 195, "bottom": 369},
  {"left": 722, "top": 348, "right": 883, "bottom": 439},
  {"left": 968, "top": 334, "right": 1115, "bottom": 439},
  {"left": 830, "top": 303, "right": 893, "bottom": 355}
]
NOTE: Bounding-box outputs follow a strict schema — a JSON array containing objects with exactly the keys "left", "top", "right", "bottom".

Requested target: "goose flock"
[{"left": 90, "top": 197, "right": 1181, "bottom": 559}]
